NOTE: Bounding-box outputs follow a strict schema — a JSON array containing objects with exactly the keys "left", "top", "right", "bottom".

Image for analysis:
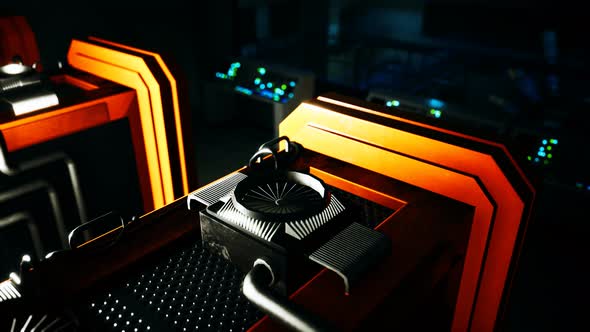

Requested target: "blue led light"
[
  {"left": 542, "top": 139, "right": 547, "bottom": 145},
  {"left": 267, "top": 82, "right": 273, "bottom": 88},
  {"left": 288, "top": 93, "right": 294, "bottom": 98},
  {"left": 273, "top": 95, "right": 280, "bottom": 102},
  {"left": 274, "top": 88, "right": 282, "bottom": 94},
  {"left": 386, "top": 101, "right": 392, "bottom": 107},
  {"left": 587, "top": 186, "right": 590, "bottom": 191},
  {"left": 576, "top": 182, "right": 583, "bottom": 189},
  {"left": 215, "top": 72, "right": 227, "bottom": 79},
  {"left": 258, "top": 67, "right": 266, "bottom": 75},
  {"left": 428, "top": 98, "right": 444, "bottom": 109},
  {"left": 550, "top": 139, "right": 558, "bottom": 144},
  {"left": 392, "top": 100, "right": 400, "bottom": 107},
  {"left": 254, "top": 78, "right": 261, "bottom": 85},
  {"left": 234, "top": 86, "right": 253, "bottom": 96},
  {"left": 260, "top": 90, "right": 274, "bottom": 99},
  {"left": 232, "top": 62, "right": 241, "bottom": 68},
  {"left": 537, "top": 151, "right": 546, "bottom": 157},
  {"left": 539, "top": 147, "right": 545, "bottom": 151},
  {"left": 534, "top": 158, "right": 539, "bottom": 162},
  {"left": 289, "top": 81, "right": 296, "bottom": 87},
  {"left": 259, "top": 84, "right": 265, "bottom": 89}
]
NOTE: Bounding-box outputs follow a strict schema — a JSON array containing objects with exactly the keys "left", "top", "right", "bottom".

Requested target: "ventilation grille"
[
  {"left": 0, "top": 280, "right": 20, "bottom": 302},
  {"left": 309, "top": 222, "right": 391, "bottom": 293},
  {"left": 218, "top": 194, "right": 345, "bottom": 241},
  {"left": 6, "top": 314, "right": 78, "bottom": 332},
  {"left": 217, "top": 198, "right": 282, "bottom": 241},
  {"left": 188, "top": 172, "right": 247, "bottom": 208},
  {"left": 285, "top": 195, "right": 345, "bottom": 240}
]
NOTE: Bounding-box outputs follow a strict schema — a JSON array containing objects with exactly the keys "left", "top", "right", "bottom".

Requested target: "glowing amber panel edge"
[
  {"left": 67, "top": 39, "right": 176, "bottom": 210},
  {"left": 279, "top": 100, "right": 530, "bottom": 332},
  {"left": 88, "top": 36, "right": 189, "bottom": 195}
]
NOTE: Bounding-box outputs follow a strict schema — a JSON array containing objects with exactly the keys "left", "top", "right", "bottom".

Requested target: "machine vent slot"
[
  {"left": 285, "top": 195, "right": 345, "bottom": 240},
  {"left": 0, "top": 280, "right": 20, "bottom": 302},
  {"left": 309, "top": 222, "right": 391, "bottom": 293},
  {"left": 217, "top": 194, "right": 345, "bottom": 241},
  {"left": 188, "top": 172, "right": 247, "bottom": 208},
  {"left": 217, "top": 198, "right": 282, "bottom": 241}
]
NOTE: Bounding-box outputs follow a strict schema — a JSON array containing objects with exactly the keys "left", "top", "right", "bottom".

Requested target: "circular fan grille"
[
  {"left": 241, "top": 181, "right": 323, "bottom": 215},
  {"left": 232, "top": 171, "right": 330, "bottom": 222}
]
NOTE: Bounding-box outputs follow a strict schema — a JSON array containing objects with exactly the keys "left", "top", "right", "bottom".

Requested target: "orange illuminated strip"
[
  {"left": 88, "top": 37, "right": 189, "bottom": 195},
  {"left": 76, "top": 225, "right": 124, "bottom": 249},
  {"left": 310, "top": 167, "right": 407, "bottom": 211},
  {"left": 67, "top": 40, "right": 174, "bottom": 209},
  {"left": 51, "top": 74, "right": 99, "bottom": 90},
  {"left": 317, "top": 96, "right": 535, "bottom": 193},
  {"left": 280, "top": 101, "right": 528, "bottom": 332}
]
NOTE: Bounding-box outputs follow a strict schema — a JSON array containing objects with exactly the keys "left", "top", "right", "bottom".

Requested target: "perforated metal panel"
[{"left": 86, "top": 242, "right": 263, "bottom": 332}]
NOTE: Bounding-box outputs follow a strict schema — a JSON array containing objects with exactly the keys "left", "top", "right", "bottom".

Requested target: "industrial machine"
[
  {"left": 0, "top": 19, "right": 196, "bottom": 281},
  {"left": 0, "top": 93, "right": 534, "bottom": 332}
]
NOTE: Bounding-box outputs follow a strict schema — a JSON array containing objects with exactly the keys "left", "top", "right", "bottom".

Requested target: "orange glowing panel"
[
  {"left": 87, "top": 37, "right": 189, "bottom": 195},
  {"left": 278, "top": 97, "right": 534, "bottom": 332},
  {"left": 0, "top": 92, "right": 135, "bottom": 152},
  {"left": 67, "top": 39, "right": 177, "bottom": 210}
]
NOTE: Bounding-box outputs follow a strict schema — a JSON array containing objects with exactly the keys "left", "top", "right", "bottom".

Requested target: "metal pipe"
[
  {"left": 0, "top": 212, "right": 44, "bottom": 259},
  {"left": 0, "top": 135, "right": 87, "bottom": 226},
  {"left": 242, "top": 259, "right": 337, "bottom": 332},
  {"left": 0, "top": 181, "right": 68, "bottom": 248}
]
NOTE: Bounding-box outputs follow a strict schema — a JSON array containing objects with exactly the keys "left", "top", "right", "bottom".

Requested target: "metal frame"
[
  {"left": 0, "top": 181, "right": 67, "bottom": 249},
  {"left": 0, "top": 211, "right": 43, "bottom": 259}
]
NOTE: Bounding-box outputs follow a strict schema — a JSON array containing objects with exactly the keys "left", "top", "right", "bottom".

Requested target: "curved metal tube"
[
  {"left": 1, "top": 136, "right": 87, "bottom": 225},
  {"left": 0, "top": 212, "right": 44, "bottom": 259},
  {"left": 0, "top": 181, "right": 68, "bottom": 248},
  {"left": 242, "top": 260, "right": 337, "bottom": 332}
]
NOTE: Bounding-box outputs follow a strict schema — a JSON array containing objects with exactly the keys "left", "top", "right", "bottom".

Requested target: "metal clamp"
[{"left": 248, "top": 136, "right": 299, "bottom": 171}]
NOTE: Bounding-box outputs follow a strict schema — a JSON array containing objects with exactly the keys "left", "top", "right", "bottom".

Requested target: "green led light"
[
  {"left": 547, "top": 146, "right": 552, "bottom": 151},
  {"left": 547, "top": 153, "right": 552, "bottom": 159},
  {"left": 527, "top": 156, "right": 532, "bottom": 161},
  {"left": 258, "top": 67, "right": 266, "bottom": 75},
  {"left": 544, "top": 160, "right": 549, "bottom": 165},
  {"left": 281, "top": 84, "right": 287, "bottom": 90},
  {"left": 550, "top": 138, "right": 558, "bottom": 144},
  {"left": 254, "top": 78, "right": 261, "bottom": 85},
  {"left": 392, "top": 100, "right": 400, "bottom": 107},
  {"left": 274, "top": 88, "right": 282, "bottom": 94},
  {"left": 273, "top": 95, "right": 280, "bottom": 101},
  {"left": 576, "top": 182, "right": 583, "bottom": 189},
  {"left": 430, "top": 109, "right": 436, "bottom": 114}
]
